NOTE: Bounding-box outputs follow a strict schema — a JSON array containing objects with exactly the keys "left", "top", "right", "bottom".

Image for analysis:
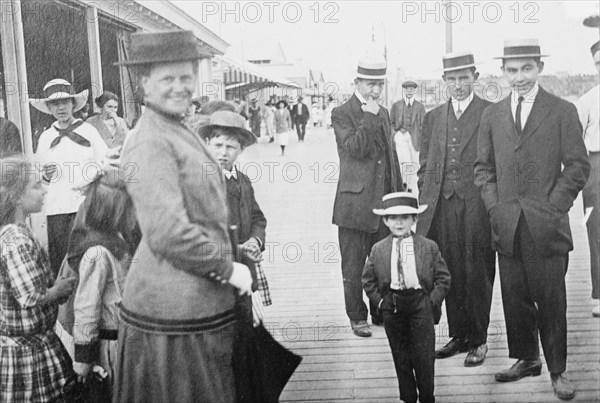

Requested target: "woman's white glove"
[
  {"left": 228, "top": 262, "right": 252, "bottom": 296},
  {"left": 251, "top": 291, "right": 265, "bottom": 327}
]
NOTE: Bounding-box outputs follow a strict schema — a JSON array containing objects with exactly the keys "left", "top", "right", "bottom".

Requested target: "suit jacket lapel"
[
  {"left": 458, "top": 96, "right": 483, "bottom": 155},
  {"left": 413, "top": 234, "right": 424, "bottom": 282},
  {"left": 499, "top": 95, "right": 519, "bottom": 145},
  {"left": 520, "top": 87, "right": 550, "bottom": 144},
  {"left": 378, "top": 235, "right": 394, "bottom": 283},
  {"left": 437, "top": 102, "right": 450, "bottom": 160}
]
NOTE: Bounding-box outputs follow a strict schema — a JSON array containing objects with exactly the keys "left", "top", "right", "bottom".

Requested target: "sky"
[{"left": 173, "top": 0, "right": 600, "bottom": 83}]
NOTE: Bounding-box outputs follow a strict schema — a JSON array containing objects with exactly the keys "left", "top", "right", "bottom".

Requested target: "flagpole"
[{"left": 445, "top": 0, "right": 453, "bottom": 53}]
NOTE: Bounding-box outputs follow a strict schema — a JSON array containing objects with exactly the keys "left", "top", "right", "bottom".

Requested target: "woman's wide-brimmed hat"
[
  {"left": 29, "top": 79, "right": 89, "bottom": 115},
  {"left": 115, "top": 30, "right": 211, "bottom": 66},
  {"left": 373, "top": 192, "right": 427, "bottom": 216},
  {"left": 494, "top": 38, "right": 549, "bottom": 59},
  {"left": 356, "top": 56, "right": 387, "bottom": 80},
  {"left": 200, "top": 111, "right": 257, "bottom": 148}
]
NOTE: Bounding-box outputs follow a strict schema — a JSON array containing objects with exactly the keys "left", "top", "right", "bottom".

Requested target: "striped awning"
[{"left": 221, "top": 56, "right": 300, "bottom": 90}]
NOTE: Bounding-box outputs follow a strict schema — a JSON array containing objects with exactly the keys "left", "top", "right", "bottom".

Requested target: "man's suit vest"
[{"left": 441, "top": 106, "right": 465, "bottom": 199}]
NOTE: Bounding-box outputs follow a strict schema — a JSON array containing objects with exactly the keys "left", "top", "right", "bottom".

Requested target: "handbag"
[{"left": 62, "top": 368, "right": 111, "bottom": 403}]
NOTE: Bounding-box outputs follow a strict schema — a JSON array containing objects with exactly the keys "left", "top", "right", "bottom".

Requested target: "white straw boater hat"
[
  {"left": 29, "top": 79, "right": 89, "bottom": 115},
  {"left": 373, "top": 192, "right": 427, "bottom": 216},
  {"left": 442, "top": 51, "right": 477, "bottom": 72},
  {"left": 356, "top": 56, "right": 387, "bottom": 79},
  {"left": 494, "top": 38, "right": 549, "bottom": 59}
]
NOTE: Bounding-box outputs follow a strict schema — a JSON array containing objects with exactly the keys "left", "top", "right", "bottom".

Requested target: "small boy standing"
[
  {"left": 362, "top": 192, "right": 450, "bottom": 403},
  {"left": 202, "top": 111, "right": 271, "bottom": 321}
]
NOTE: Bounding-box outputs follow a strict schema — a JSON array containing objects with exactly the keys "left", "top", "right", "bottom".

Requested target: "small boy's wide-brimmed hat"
[
  {"left": 373, "top": 192, "right": 427, "bottom": 216},
  {"left": 200, "top": 111, "right": 257, "bottom": 147},
  {"left": 356, "top": 56, "right": 387, "bottom": 80},
  {"left": 494, "top": 38, "right": 549, "bottom": 60},
  {"left": 115, "top": 30, "right": 210, "bottom": 66},
  {"left": 29, "top": 79, "right": 89, "bottom": 115}
]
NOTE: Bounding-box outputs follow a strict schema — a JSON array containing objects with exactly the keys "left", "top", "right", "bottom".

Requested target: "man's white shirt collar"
[
  {"left": 355, "top": 90, "right": 367, "bottom": 105},
  {"left": 511, "top": 82, "right": 539, "bottom": 104},
  {"left": 404, "top": 97, "right": 413, "bottom": 106},
  {"left": 451, "top": 91, "right": 474, "bottom": 114}
]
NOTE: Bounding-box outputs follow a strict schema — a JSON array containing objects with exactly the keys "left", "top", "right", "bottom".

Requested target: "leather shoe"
[
  {"left": 464, "top": 344, "right": 488, "bottom": 367},
  {"left": 371, "top": 316, "right": 384, "bottom": 326},
  {"left": 495, "top": 359, "right": 542, "bottom": 382},
  {"left": 435, "top": 338, "right": 468, "bottom": 359},
  {"left": 551, "top": 373, "right": 575, "bottom": 400},
  {"left": 592, "top": 304, "right": 599, "bottom": 318},
  {"left": 350, "top": 320, "right": 372, "bottom": 337}
]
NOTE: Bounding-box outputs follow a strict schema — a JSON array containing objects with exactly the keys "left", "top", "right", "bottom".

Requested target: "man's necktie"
[
  {"left": 456, "top": 104, "right": 463, "bottom": 120},
  {"left": 396, "top": 237, "right": 408, "bottom": 289},
  {"left": 515, "top": 96, "right": 524, "bottom": 136},
  {"left": 50, "top": 120, "right": 90, "bottom": 148}
]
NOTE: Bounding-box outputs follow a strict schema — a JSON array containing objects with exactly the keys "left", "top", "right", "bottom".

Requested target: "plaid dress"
[{"left": 0, "top": 224, "right": 72, "bottom": 403}]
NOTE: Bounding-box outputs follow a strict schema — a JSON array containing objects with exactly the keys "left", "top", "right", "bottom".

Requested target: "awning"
[{"left": 221, "top": 56, "right": 301, "bottom": 90}]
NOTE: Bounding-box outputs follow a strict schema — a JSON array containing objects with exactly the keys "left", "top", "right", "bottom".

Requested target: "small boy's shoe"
[
  {"left": 592, "top": 304, "right": 600, "bottom": 317},
  {"left": 435, "top": 337, "right": 468, "bottom": 358},
  {"left": 464, "top": 344, "right": 488, "bottom": 367},
  {"left": 371, "top": 316, "right": 384, "bottom": 326},
  {"left": 350, "top": 320, "right": 372, "bottom": 337},
  {"left": 551, "top": 372, "right": 575, "bottom": 400}
]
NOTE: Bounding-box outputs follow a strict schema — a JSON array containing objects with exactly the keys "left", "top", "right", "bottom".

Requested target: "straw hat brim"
[
  {"left": 373, "top": 204, "right": 428, "bottom": 216},
  {"left": 29, "top": 90, "right": 89, "bottom": 115},
  {"left": 493, "top": 54, "right": 549, "bottom": 59}
]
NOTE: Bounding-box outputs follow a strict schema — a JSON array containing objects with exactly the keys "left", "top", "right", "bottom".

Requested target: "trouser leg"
[{"left": 47, "top": 212, "right": 76, "bottom": 279}]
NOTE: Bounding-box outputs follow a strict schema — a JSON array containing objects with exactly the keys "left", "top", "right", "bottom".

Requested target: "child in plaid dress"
[{"left": 0, "top": 158, "right": 76, "bottom": 402}]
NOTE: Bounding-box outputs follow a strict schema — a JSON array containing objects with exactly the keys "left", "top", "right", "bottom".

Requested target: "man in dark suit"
[
  {"left": 391, "top": 81, "right": 426, "bottom": 192},
  {"left": 292, "top": 96, "right": 310, "bottom": 142},
  {"left": 332, "top": 56, "right": 403, "bottom": 337},
  {"left": 418, "top": 52, "right": 496, "bottom": 367},
  {"left": 475, "top": 39, "right": 590, "bottom": 401}
]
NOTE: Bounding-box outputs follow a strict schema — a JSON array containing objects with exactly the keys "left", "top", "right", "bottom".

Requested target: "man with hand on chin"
[
  {"left": 475, "top": 39, "right": 590, "bottom": 400},
  {"left": 332, "top": 56, "right": 403, "bottom": 337}
]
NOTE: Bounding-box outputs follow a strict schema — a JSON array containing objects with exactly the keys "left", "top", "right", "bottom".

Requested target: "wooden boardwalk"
[{"left": 240, "top": 126, "right": 600, "bottom": 403}]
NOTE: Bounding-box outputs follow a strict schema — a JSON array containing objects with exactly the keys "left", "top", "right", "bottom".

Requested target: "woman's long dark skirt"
[{"left": 113, "top": 320, "right": 237, "bottom": 403}]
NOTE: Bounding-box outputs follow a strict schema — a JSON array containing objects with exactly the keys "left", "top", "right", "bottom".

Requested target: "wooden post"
[
  {"left": 445, "top": 0, "right": 453, "bottom": 53},
  {"left": 86, "top": 5, "right": 103, "bottom": 104},
  {"left": 1, "top": 0, "right": 33, "bottom": 160}
]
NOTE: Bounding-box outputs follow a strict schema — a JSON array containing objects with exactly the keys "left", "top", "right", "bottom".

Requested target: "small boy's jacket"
[{"left": 362, "top": 233, "right": 451, "bottom": 324}]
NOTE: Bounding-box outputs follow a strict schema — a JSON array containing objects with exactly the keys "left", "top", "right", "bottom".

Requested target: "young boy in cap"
[
  {"left": 202, "top": 110, "right": 271, "bottom": 318},
  {"left": 362, "top": 192, "right": 450, "bottom": 403},
  {"left": 391, "top": 80, "right": 426, "bottom": 194},
  {"left": 475, "top": 38, "right": 590, "bottom": 400}
]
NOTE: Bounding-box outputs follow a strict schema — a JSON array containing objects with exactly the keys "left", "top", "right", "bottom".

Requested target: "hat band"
[
  {"left": 44, "top": 84, "right": 75, "bottom": 99},
  {"left": 504, "top": 45, "right": 541, "bottom": 56},
  {"left": 443, "top": 54, "right": 474, "bottom": 70},
  {"left": 130, "top": 43, "right": 201, "bottom": 65},
  {"left": 382, "top": 197, "right": 419, "bottom": 210},
  {"left": 357, "top": 66, "right": 386, "bottom": 77}
]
